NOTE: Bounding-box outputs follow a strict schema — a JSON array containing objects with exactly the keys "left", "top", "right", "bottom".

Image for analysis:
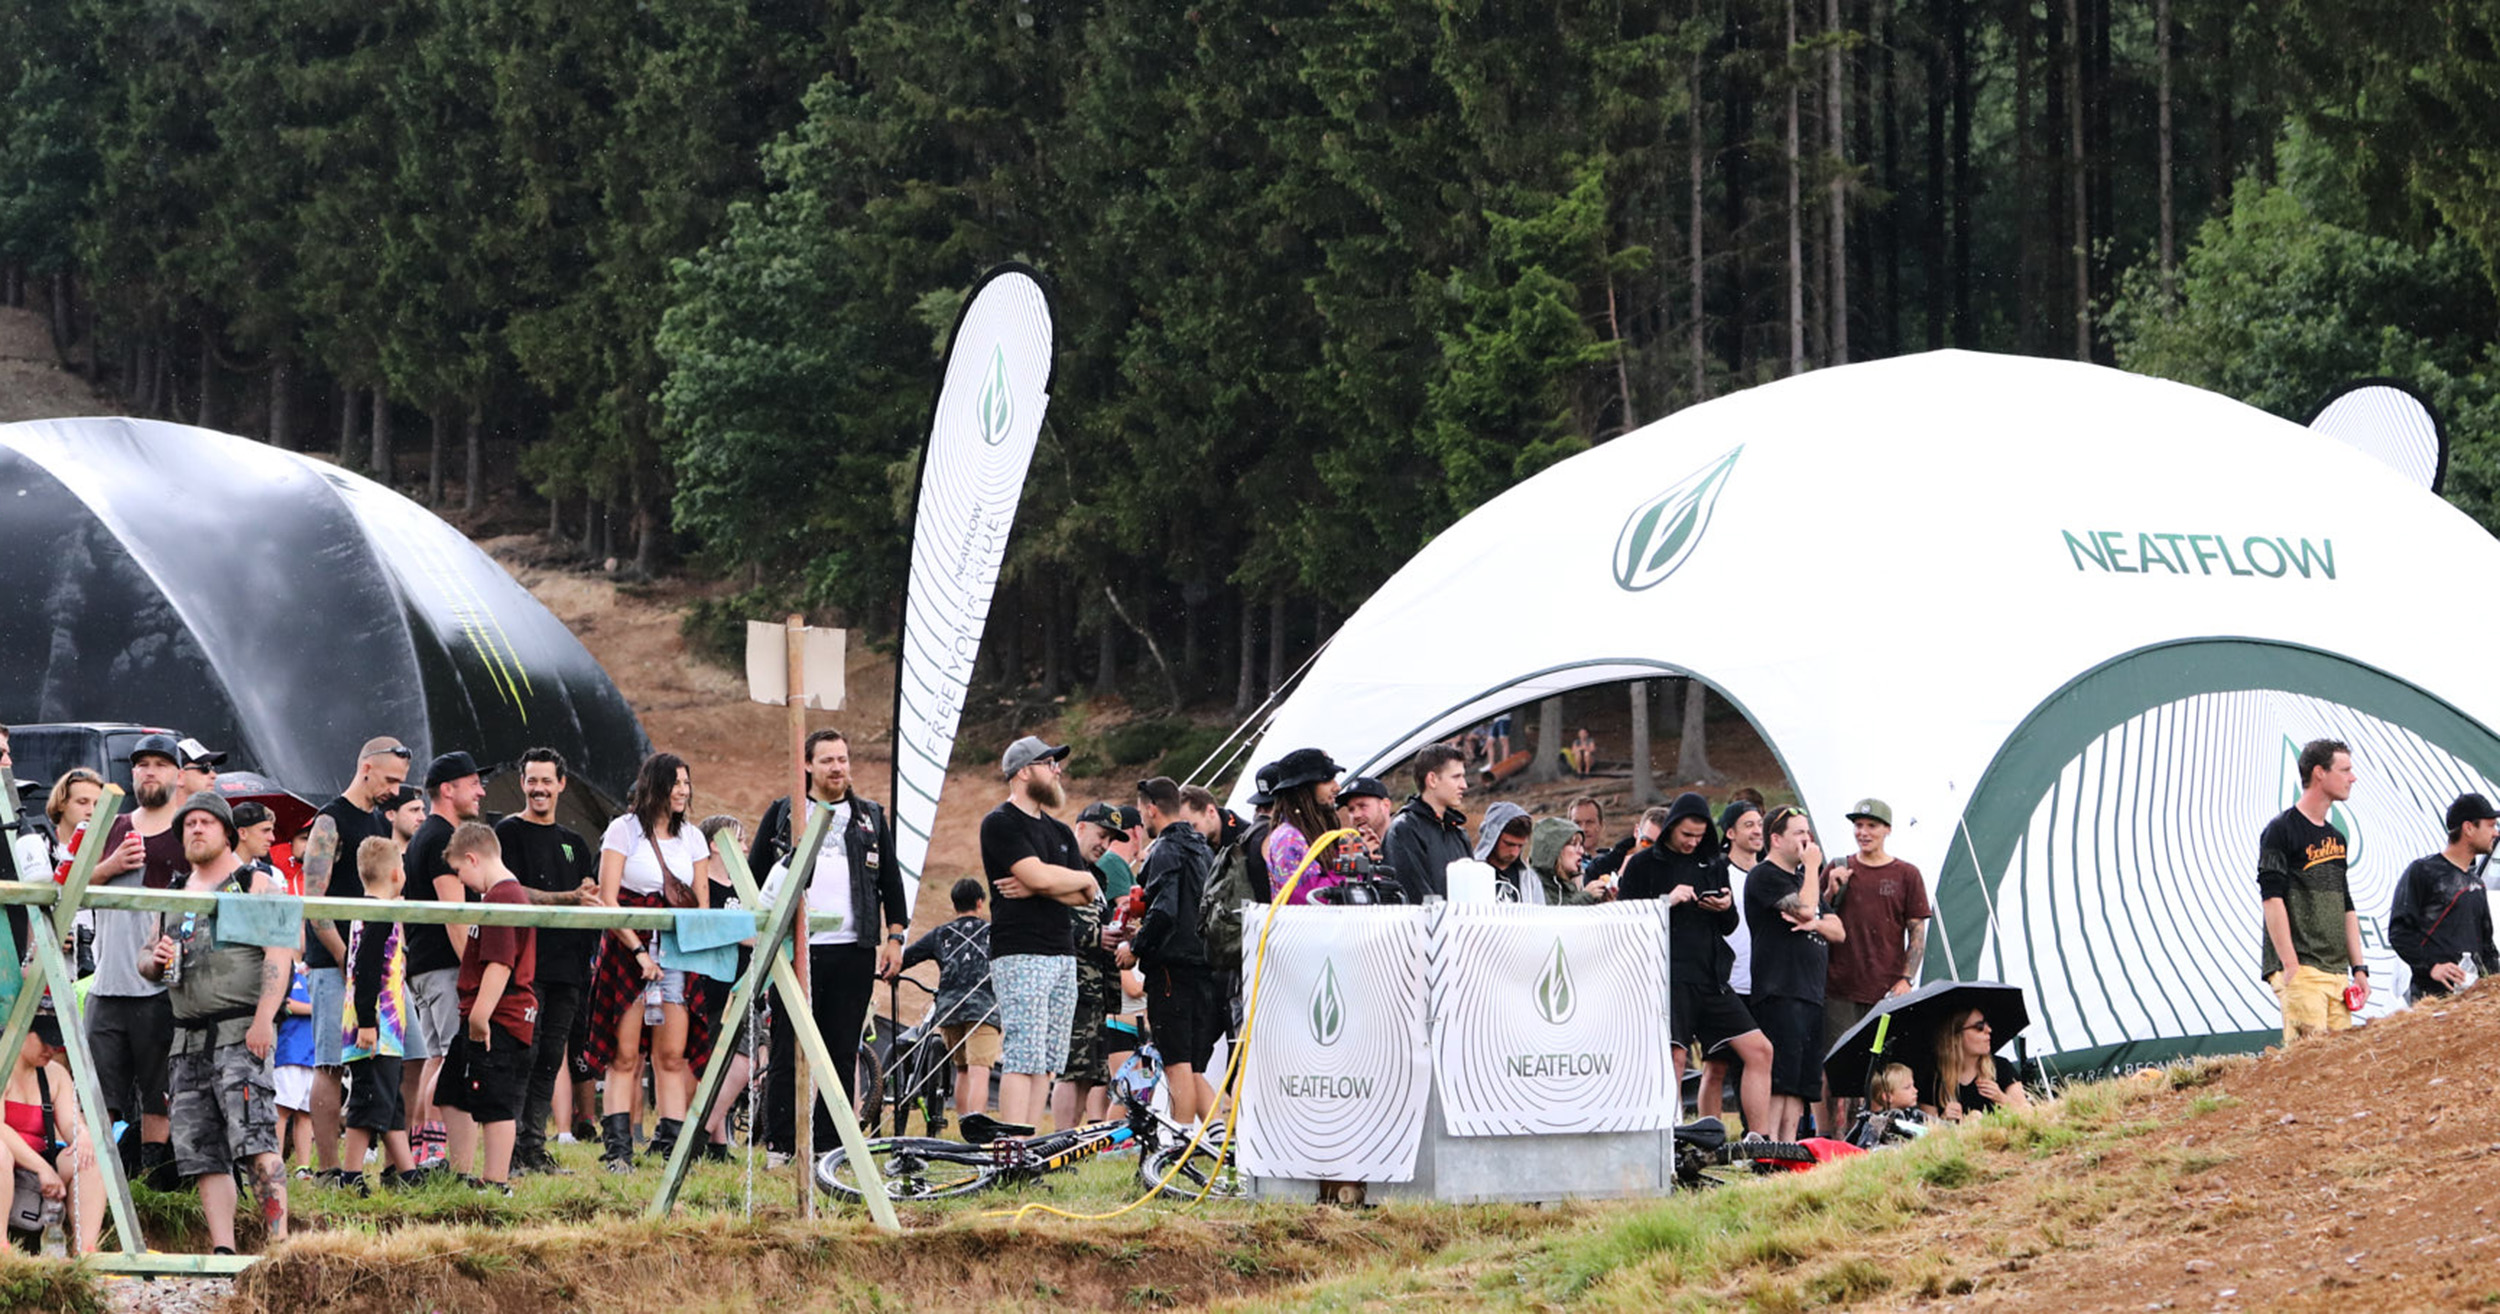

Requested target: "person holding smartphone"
[{"left": 1621, "top": 793, "right": 1775, "bottom": 1135}]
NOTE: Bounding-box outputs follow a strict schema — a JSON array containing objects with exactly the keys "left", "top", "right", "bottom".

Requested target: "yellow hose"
[{"left": 993, "top": 828, "right": 1362, "bottom": 1224}]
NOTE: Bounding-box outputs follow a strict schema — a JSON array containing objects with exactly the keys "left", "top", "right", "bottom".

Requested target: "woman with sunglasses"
[{"left": 1924, "top": 1007, "right": 2030, "bottom": 1122}]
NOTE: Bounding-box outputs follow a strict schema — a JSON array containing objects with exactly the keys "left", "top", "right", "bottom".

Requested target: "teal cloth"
[
  {"left": 215, "top": 892, "right": 305, "bottom": 948},
  {"left": 661, "top": 909, "right": 755, "bottom": 983}
]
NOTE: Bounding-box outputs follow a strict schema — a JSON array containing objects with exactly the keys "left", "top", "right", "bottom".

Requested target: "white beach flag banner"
[
  {"left": 1236, "top": 905, "right": 1432, "bottom": 1182},
  {"left": 889, "top": 266, "right": 1054, "bottom": 912},
  {"left": 1431, "top": 902, "right": 1674, "bottom": 1136}
]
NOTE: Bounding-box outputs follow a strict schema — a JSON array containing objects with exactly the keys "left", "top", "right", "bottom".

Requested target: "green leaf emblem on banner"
[
  {"left": 977, "top": 345, "right": 1013, "bottom": 446},
  {"left": 1535, "top": 939, "right": 1576, "bottom": 1025},
  {"left": 1310, "top": 959, "right": 1346, "bottom": 1047},
  {"left": 1613, "top": 445, "right": 1742, "bottom": 592}
]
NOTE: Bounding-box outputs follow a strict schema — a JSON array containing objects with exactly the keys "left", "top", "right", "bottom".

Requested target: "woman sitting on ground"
[
  {"left": 1923, "top": 1007, "right": 2031, "bottom": 1122},
  {"left": 0, "top": 1014, "right": 103, "bottom": 1254}
]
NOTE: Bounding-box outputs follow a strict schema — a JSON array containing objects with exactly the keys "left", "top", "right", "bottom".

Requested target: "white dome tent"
[{"left": 1236, "top": 350, "right": 2500, "bottom": 1081}]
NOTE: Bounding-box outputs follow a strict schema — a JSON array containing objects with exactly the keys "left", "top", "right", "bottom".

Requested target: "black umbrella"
[{"left": 1822, "top": 979, "right": 2029, "bottom": 1099}]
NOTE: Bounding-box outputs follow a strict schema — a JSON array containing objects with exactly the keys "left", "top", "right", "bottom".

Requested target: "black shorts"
[
  {"left": 89, "top": 994, "right": 174, "bottom": 1122},
  {"left": 343, "top": 1055, "right": 406, "bottom": 1134},
  {"left": 1668, "top": 981, "right": 1758, "bottom": 1057},
  {"left": 1145, "top": 966, "right": 1220, "bottom": 1071},
  {"left": 1752, "top": 995, "right": 1825, "bottom": 1101},
  {"left": 435, "top": 1024, "right": 531, "bottom": 1123}
]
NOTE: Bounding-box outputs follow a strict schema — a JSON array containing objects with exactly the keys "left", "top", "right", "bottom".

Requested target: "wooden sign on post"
[{"left": 745, "top": 616, "right": 845, "bottom": 1217}]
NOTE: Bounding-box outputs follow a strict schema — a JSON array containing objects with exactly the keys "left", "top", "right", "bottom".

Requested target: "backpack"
[{"left": 1197, "top": 821, "right": 1272, "bottom": 973}]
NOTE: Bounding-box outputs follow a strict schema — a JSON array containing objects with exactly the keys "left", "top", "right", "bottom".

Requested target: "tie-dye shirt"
[{"left": 342, "top": 922, "right": 406, "bottom": 1060}]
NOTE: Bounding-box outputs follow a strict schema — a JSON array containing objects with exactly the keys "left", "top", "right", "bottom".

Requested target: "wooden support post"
[
  {"left": 786, "top": 611, "right": 813, "bottom": 1219},
  {"left": 716, "top": 832, "right": 901, "bottom": 1232},
  {"left": 31, "top": 906, "right": 143, "bottom": 1253},
  {"left": 646, "top": 807, "right": 846, "bottom": 1220},
  {"left": 0, "top": 787, "right": 140, "bottom": 1253}
]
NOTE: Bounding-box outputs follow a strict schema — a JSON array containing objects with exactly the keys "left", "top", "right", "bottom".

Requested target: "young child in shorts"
[
  {"left": 274, "top": 962, "right": 317, "bottom": 1172},
  {"left": 902, "top": 879, "right": 1000, "bottom": 1121},
  {"left": 342, "top": 837, "right": 421, "bottom": 1191}
]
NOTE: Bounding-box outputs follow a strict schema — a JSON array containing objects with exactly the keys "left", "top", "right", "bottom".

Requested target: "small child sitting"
[{"left": 1847, "top": 1063, "right": 1932, "bottom": 1148}]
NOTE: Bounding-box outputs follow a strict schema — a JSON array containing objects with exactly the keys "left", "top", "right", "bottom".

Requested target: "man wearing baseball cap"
[
  {"left": 403, "top": 751, "right": 494, "bottom": 1176},
  {"left": 83, "top": 731, "right": 189, "bottom": 1188},
  {"left": 2387, "top": 793, "right": 2500, "bottom": 1002},
  {"left": 1335, "top": 776, "right": 1396, "bottom": 851},
  {"left": 1820, "top": 797, "right": 1931, "bottom": 1131},
  {"left": 175, "top": 737, "right": 227, "bottom": 799},
  {"left": 302, "top": 736, "right": 410, "bottom": 1187},
  {"left": 981, "top": 735, "right": 1097, "bottom": 1128}
]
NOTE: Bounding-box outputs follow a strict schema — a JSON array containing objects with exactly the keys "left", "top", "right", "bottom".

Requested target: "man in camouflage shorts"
[
  {"left": 143, "top": 793, "right": 292, "bottom": 1254},
  {"left": 1054, "top": 803, "right": 1139, "bottom": 1126}
]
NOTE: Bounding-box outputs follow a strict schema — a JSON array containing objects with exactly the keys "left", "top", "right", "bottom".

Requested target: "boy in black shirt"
[{"left": 1744, "top": 806, "right": 1842, "bottom": 1140}]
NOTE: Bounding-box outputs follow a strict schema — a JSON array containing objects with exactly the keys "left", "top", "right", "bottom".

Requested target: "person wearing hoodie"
[
  {"left": 1125, "top": 778, "right": 1222, "bottom": 1125},
  {"left": 1474, "top": 803, "right": 1535, "bottom": 901},
  {"left": 1698, "top": 797, "right": 1766, "bottom": 1123},
  {"left": 1523, "top": 817, "right": 1604, "bottom": 906},
  {"left": 1383, "top": 744, "right": 1471, "bottom": 904},
  {"left": 1619, "top": 792, "right": 1774, "bottom": 1134}
]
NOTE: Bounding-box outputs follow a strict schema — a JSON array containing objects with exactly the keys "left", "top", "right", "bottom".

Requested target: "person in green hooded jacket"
[{"left": 1524, "top": 817, "right": 1607, "bottom": 906}]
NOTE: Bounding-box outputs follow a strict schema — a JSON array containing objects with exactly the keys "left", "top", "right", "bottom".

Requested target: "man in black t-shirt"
[
  {"left": 1744, "top": 806, "right": 1842, "bottom": 1141},
  {"left": 2259, "top": 738, "right": 2370, "bottom": 1042},
  {"left": 979, "top": 735, "right": 1098, "bottom": 1128},
  {"left": 304, "top": 735, "right": 408, "bottom": 1187},
  {"left": 495, "top": 748, "right": 598, "bottom": 1174}
]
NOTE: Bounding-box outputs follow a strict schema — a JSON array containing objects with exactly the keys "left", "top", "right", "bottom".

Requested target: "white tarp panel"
[
  {"left": 1237, "top": 906, "right": 1432, "bottom": 1181},
  {"left": 1430, "top": 902, "right": 1675, "bottom": 1136}
]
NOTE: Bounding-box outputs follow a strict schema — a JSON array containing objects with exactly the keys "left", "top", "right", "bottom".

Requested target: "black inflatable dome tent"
[{"left": 0, "top": 417, "right": 647, "bottom": 828}]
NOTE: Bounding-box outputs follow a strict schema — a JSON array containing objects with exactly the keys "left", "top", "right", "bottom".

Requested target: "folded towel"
[
  {"left": 217, "top": 892, "right": 306, "bottom": 949},
  {"left": 661, "top": 909, "right": 756, "bottom": 983}
]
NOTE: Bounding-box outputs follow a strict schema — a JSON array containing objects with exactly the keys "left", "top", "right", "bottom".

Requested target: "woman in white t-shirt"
[{"left": 585, "top": 752, "right": 720, "bottom": 1171}]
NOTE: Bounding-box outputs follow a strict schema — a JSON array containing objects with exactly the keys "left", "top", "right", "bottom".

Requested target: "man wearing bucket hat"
[{"left": 980, "top": 735, "right": 1098, "bottom": 1127}]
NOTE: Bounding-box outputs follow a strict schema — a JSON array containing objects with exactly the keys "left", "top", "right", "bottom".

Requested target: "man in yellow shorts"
[{"left": 2257, "top": 739, "right": 2370, "bottom": 1042}]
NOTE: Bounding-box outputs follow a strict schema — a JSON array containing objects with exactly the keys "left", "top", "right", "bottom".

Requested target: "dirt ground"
[
  {"left": 0, "top": 304, "right": 118, "bottom": 423},
  {"left": 1882, "top": 983, "right": 2500, "bottom": 1312}
]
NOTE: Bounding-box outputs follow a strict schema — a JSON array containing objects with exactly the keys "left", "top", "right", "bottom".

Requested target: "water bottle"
[{"left": 644, "top": 981, "right": 664, "bottom": 1027}]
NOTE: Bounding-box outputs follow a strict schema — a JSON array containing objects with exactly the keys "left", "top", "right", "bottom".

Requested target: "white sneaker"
[
  {"left": 766, "top": 1151, "right": 792, "bottom": 1170},
  {"left": 555, "top": 1133, "right": 578, "bottom": 1145}
]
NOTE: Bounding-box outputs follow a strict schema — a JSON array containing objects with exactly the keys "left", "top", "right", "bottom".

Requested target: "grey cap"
[
  {"left": 1845, "top": 797, "right": 1894, "bottom": 827},
  {"left": 1000, "top": 735, "right": 1070, "bottom": 779}
]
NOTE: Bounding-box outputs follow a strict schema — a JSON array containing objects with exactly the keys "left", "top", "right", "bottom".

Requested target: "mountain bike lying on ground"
[
  {"left": 1669, "top": 1116, "right": 1824, "bottom": 1188},
  {"left": 816, "top": 1049, "right": 1241, "bottom": 1203}
]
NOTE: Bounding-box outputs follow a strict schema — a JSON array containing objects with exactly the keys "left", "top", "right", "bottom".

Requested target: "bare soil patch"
[
  {"left": 1875, "top": 984, "right": 2500, "bottom": 1312},
  {"left": 0, "top": 305, "right": 119, "bottom": 424}
]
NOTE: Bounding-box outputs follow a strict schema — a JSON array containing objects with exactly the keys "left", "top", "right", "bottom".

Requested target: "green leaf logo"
[
  {"left": 1613, "top": 446, "right": 1743, "bottom": 592},
  {"left": 1309, "top": 959, "right": 1346, "bottom": 1047},
  {"left": 977, "top": 345, "right": 1013, "bottom": 446},
  {"left": 1535, "top": 939, "right": 1576, "bottom": 1026}
]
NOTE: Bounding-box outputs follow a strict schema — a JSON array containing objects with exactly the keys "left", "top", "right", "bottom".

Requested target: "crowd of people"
[{"left": 0, "top": 719, "right": 2491, "bottom": 1256}]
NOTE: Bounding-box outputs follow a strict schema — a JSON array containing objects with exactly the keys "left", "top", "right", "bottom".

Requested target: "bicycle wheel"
[
  {"left": 816, "top": 1138, "right": 999, "bottom": 1202},
  {"left": 1139, "top": 1135, "right": 1246, "bottom": 1201}
]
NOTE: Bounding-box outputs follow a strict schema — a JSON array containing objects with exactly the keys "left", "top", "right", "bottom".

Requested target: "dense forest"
[{"left": 5, "top": 1, "right": 2500, "bottom": 712}]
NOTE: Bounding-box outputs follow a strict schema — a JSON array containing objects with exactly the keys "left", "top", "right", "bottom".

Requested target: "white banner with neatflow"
[
  {"left": 889, "top": 266, "right": 1053, "bottom": 913},
  {"left": 1430, "top": 902, "right": 1674, "bottom": 1137},
  {"left": 1236, "top": 906, "right": 1432, "bottom": 1182}
]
